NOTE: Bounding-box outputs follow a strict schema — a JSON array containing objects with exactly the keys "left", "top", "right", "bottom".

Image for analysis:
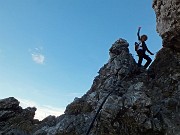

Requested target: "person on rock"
[{"left": 135, "top": 27, "right": 154, "bottom": 69}]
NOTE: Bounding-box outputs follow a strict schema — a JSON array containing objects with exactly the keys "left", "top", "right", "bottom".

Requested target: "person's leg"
[
  {"left": 143, "top": 54, "right": 152, "bottom": 69},
  {"left": 137, "top": 50, "right": 143, "bottom": 67},
  {"left": 138, "top": 56, "right": 143, "bottom": 67}
]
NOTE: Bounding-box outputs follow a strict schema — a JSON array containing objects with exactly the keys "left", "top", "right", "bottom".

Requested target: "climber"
[{"left": 135, "top": 27, "right": 154, "bottom": 69}]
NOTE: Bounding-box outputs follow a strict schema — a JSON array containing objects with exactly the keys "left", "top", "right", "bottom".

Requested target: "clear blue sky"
[{"left": 0, "top": 0, "right": 161, "bottom": 119}]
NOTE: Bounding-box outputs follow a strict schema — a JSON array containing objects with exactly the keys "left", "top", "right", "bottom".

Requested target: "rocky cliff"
[
  {"left": 0, "top": 1, "right": 180, "bottom": 135},
  {"left": 153, "top": 0, "right": 180, "bottom": 51}
]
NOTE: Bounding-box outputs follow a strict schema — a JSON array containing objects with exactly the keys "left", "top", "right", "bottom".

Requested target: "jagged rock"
[
  {"left": 1, "top": 37, "right": 180, "bottom": 135},
  {"left": 32, "top": 39, "right": 154, "bottom": 135},
  {"left": 32, "top": 39, "right": 137, "bottom": 135},
  {"left": 0, "top": 97, "right": 37, "bottom": 135},
  {"left": 153, "top": 0, "right": 180, "bottom": 51},
  {"left": 0, "top": 97, "right": 21, "bottom": 126},
  {"left": 147, "top": 48, "right": 180, "bottom": 135},
  {"left": 1, "top": 35, "right": 180, "bottom": 135},
  {"left": 0, "top": 97, "right": 20, "bottom": 110},
  {"left": 65, "top": 97, "right": 93, "bottom": 115}
]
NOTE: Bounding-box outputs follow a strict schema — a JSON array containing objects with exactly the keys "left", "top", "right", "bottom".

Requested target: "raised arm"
[{"left": 137, "top": 27, "right": 141, "bottom": 40}]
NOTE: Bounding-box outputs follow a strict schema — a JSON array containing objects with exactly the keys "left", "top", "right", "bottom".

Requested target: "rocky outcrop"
[
  {"left": 32, "top": 39, "right": 138, "bottom": 135},
  {"left": 153, "top": 0, "right": 180, "bottom": 51},
  {"left": 147, "top": 48, "right": 180, "bottom": 135},
  {"left": 0, "top": 97, "right": 37, "bottom": 135},
  {"left": 0, "top": 37, "right": 180, "bottom": 135},
  {"left": 33, "top": 39, "right": 180, "bottom": 135}
]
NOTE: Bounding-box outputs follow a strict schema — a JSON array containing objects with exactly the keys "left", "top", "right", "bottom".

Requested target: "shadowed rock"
[{"left": 0, "top": 97, "right": 37, "bottom": 135}]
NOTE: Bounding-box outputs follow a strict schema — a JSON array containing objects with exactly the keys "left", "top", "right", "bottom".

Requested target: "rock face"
[{"left": 153, "top": 0, "right": 180, "bottom": 51}]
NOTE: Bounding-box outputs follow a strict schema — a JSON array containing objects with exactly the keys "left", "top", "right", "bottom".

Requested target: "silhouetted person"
[{"left": 135, "top": 27, "right": 154, "bottom": 69}]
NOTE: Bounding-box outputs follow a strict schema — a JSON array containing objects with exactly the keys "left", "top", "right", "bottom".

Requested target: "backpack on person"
[{"left": 135, "top": 42, "right": 139, "bottom": 51}]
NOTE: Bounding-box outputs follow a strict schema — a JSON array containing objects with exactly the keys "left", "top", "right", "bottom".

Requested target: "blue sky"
[{"left": 0, "top": 0, "right": 162, "bottom": 120}]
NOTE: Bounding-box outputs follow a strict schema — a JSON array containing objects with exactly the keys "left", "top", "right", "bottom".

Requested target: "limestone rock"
[{"left": 153, "top": 0, "right": 180, "bottom": 51}]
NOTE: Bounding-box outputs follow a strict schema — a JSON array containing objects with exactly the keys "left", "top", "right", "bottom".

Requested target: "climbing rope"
[{"left": 86, "top": 74, "right": 129, "bottom": 135}]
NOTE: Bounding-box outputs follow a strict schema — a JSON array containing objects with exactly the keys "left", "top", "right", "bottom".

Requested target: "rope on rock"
[{"left": 86, "top": 74, "right": 129, "bottom": 135}]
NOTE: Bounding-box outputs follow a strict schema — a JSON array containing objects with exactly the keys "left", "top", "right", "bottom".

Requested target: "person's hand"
[{"left": 137, "top": 27, "right": 141, "bottom": 35}]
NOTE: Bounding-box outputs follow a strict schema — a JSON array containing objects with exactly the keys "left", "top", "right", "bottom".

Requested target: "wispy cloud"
[
  {"left": 18, "top": 98, "right": 65, "bottom": 120},
  {"left": 31, "top": 53, "right": 45, "bottom": 64},
  {"left": 29, "top": 47, "right": 45, "bottom": 64}
]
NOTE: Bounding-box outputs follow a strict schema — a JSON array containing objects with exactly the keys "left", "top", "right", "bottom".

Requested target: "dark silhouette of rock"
[{"left": 0, "top": 97, "right": 37, "bottom": 135}]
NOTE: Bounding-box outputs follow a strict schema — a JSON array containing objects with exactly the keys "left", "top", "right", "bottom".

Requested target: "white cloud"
[
  {"left": 31, "top": 53, "right": 45, "bottom": 64},
  {"left": 18, "top": 98, "right": 65, "bottom": 120},
  {"left": 29, "top": 46, "right": 45, "bottom": 64}
]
